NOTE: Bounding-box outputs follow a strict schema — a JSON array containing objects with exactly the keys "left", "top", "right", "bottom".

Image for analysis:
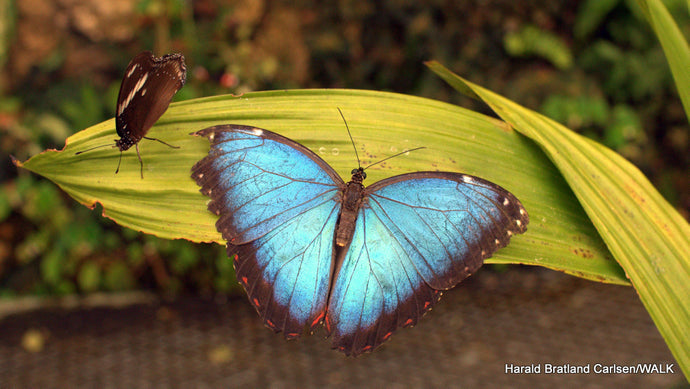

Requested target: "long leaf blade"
[
  {"left": 16, "top": 89, "right": 626, "bottom": 286},
  {"left": 636, "top": 0, "right": 690, "bottom": 120},
  {"left": 426, "top": 61, "right": 690, "bottom": 379}
]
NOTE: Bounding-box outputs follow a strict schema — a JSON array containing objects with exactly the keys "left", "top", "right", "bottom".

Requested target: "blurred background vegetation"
[{"left": 0, "top": 0, "right": 688, "bottom": 298}]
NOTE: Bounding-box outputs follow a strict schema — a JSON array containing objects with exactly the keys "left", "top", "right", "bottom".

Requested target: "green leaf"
[
  {"left": 426, "top": 61, "right": 690, "bottom": 380},
  {"left": 77, "top": 262, "right": 102, "bottom": 292},
  {"left": 573, "top": 0, "right": 621, "bottom": 39},
  {"left": 637, "top": 0, "right": 690, "bottom": 120},
  {"left": 503, "top": 25, "right": 573, "bottom": 69},
  {"left": 15, "top": 89, "right": 626, "bottom": 285},
  {"left": 103, "top": 262, "right": 136, "bottom": 291}
]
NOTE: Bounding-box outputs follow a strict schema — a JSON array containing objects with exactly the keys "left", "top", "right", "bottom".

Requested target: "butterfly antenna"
[
  {"left": 337, "top": 108, "right": 424, "bottom": 171},
  {"left": 74, "top": 143, "right": 114, "bottom": 155},
  {"left": 362, "top": 146, "right": 426, "bottom": 171},
  {"left": 337, "top": 108, "right": 361, "bottom": 169}
]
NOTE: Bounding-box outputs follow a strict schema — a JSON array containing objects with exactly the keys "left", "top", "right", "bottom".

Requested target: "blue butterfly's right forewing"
[
  {"left": 192, "top": 125, "right": 343, "bottom": 338},
  {"left": 364, "top": 173, "right": 528, "bottom": 289},
  {"left": 326, "top": 172, "right": 528, "bottom": 355}
]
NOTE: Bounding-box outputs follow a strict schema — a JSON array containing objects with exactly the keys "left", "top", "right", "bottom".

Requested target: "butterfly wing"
[
  {"left": 325, "top": 172, "right": 529, "bottom": 355},
  {"left": 116, "top": 51, "right": 186, "bottom": 150},
  {"left": 192, "top": 125, "right": 344, "bottom": 337}
]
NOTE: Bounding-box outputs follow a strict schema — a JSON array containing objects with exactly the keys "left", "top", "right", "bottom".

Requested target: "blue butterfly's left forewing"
[
  {"left": 326, "top": 172, "right": 528, "bottom": 355},
  {"left": 192, "top": 125, "right": 344, "bottom": 339}
]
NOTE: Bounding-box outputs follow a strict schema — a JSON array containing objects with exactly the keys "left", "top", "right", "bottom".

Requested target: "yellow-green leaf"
[{"left": 16, "top": 89, "right": 626, "bottom": 285}]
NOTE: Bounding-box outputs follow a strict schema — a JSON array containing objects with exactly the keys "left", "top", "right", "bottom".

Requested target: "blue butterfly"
[{"left": 192, "top": 123, "right": 529, "bottom": 356}]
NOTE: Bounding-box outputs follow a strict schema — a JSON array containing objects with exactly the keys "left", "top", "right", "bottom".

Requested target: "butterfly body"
[
  {"left": 115, "top": 51, "right": 187, "bottom": 151},
  {"left": 335, "top": 168, "right": 366, "bottom": 247},
  {"left": 192, "top": 125, "right": 529, "bottom": 355}
]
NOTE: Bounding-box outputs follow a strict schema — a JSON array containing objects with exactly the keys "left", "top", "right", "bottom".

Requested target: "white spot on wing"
[
  {"left": 516, "top": 220, "right": 522, "bottom": 227},
  {"left": 461, "top": 175, "right": 473, "bottom": 183},
  {"left": 519, "top": 208, "right": 525, "bottom": 215},
  {"left": 495, "top": 239, "right": 500, "bottom": 245},
  {"left": 126, "top": 64, "right": 139, "bottom": 78},
  {"left": 250, "top": 128, "right": 263, "bottom": 136},
  {"left": 503, "top": 198, "right": 510, "bottom": 206},
  {"left": 118, "top": 72, "right": 149, "bottom": 114}
]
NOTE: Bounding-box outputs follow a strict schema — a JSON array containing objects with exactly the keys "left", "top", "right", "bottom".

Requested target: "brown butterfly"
[{"left": 76, "top": 51, "right": 187, "bottom": 178}]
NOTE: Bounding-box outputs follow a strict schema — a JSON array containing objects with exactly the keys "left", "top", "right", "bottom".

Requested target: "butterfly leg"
[
  {"left": 144, "top": 136, "right": 180, "bottom": 149},
  {"left": 115, "top": 150, "right": 124, "bottom": 175},
  {"left": 135, "top": 143, "right": 144, "bottom": 179}
]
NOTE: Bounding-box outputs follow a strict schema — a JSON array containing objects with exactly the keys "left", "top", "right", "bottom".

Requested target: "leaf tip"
[{"left": 10, "top": 155, "right": 23, "bottom": 168}]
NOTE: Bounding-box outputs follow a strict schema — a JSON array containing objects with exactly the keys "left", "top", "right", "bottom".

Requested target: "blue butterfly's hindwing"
[
  {"left": 192, "top": 125, "right": 344, "bottom": 337},
  {"left": 230, "top": 199, "right": 340, "bottom": 336},
  {"left": 192, "top": 125, "right": 530, "bottom": 356}
]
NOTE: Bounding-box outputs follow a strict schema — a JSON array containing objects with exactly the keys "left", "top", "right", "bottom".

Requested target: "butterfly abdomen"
[
  {"left": 335, "top": 181, "right": 365, "bottom": 247},
  {"left": 335, "top": 168, "right": 367, "bottom": 247}
]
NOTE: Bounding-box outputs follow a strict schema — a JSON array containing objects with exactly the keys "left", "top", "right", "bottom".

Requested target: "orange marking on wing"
[{"left": 311, "top": 311, "right": 325, "bottom": 327}]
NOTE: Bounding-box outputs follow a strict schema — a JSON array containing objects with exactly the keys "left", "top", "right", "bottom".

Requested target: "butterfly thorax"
[
  {"left": 115, "top": 135, "right": 137, "bottom": 151},
  {"left": 335, "top": 168, "right": 367, "bottom": 247}
]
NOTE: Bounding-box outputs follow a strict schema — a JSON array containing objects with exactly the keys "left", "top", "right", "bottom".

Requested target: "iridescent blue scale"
[{"left": 192, "top": 124, "right": 529, "bottom": 356}]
